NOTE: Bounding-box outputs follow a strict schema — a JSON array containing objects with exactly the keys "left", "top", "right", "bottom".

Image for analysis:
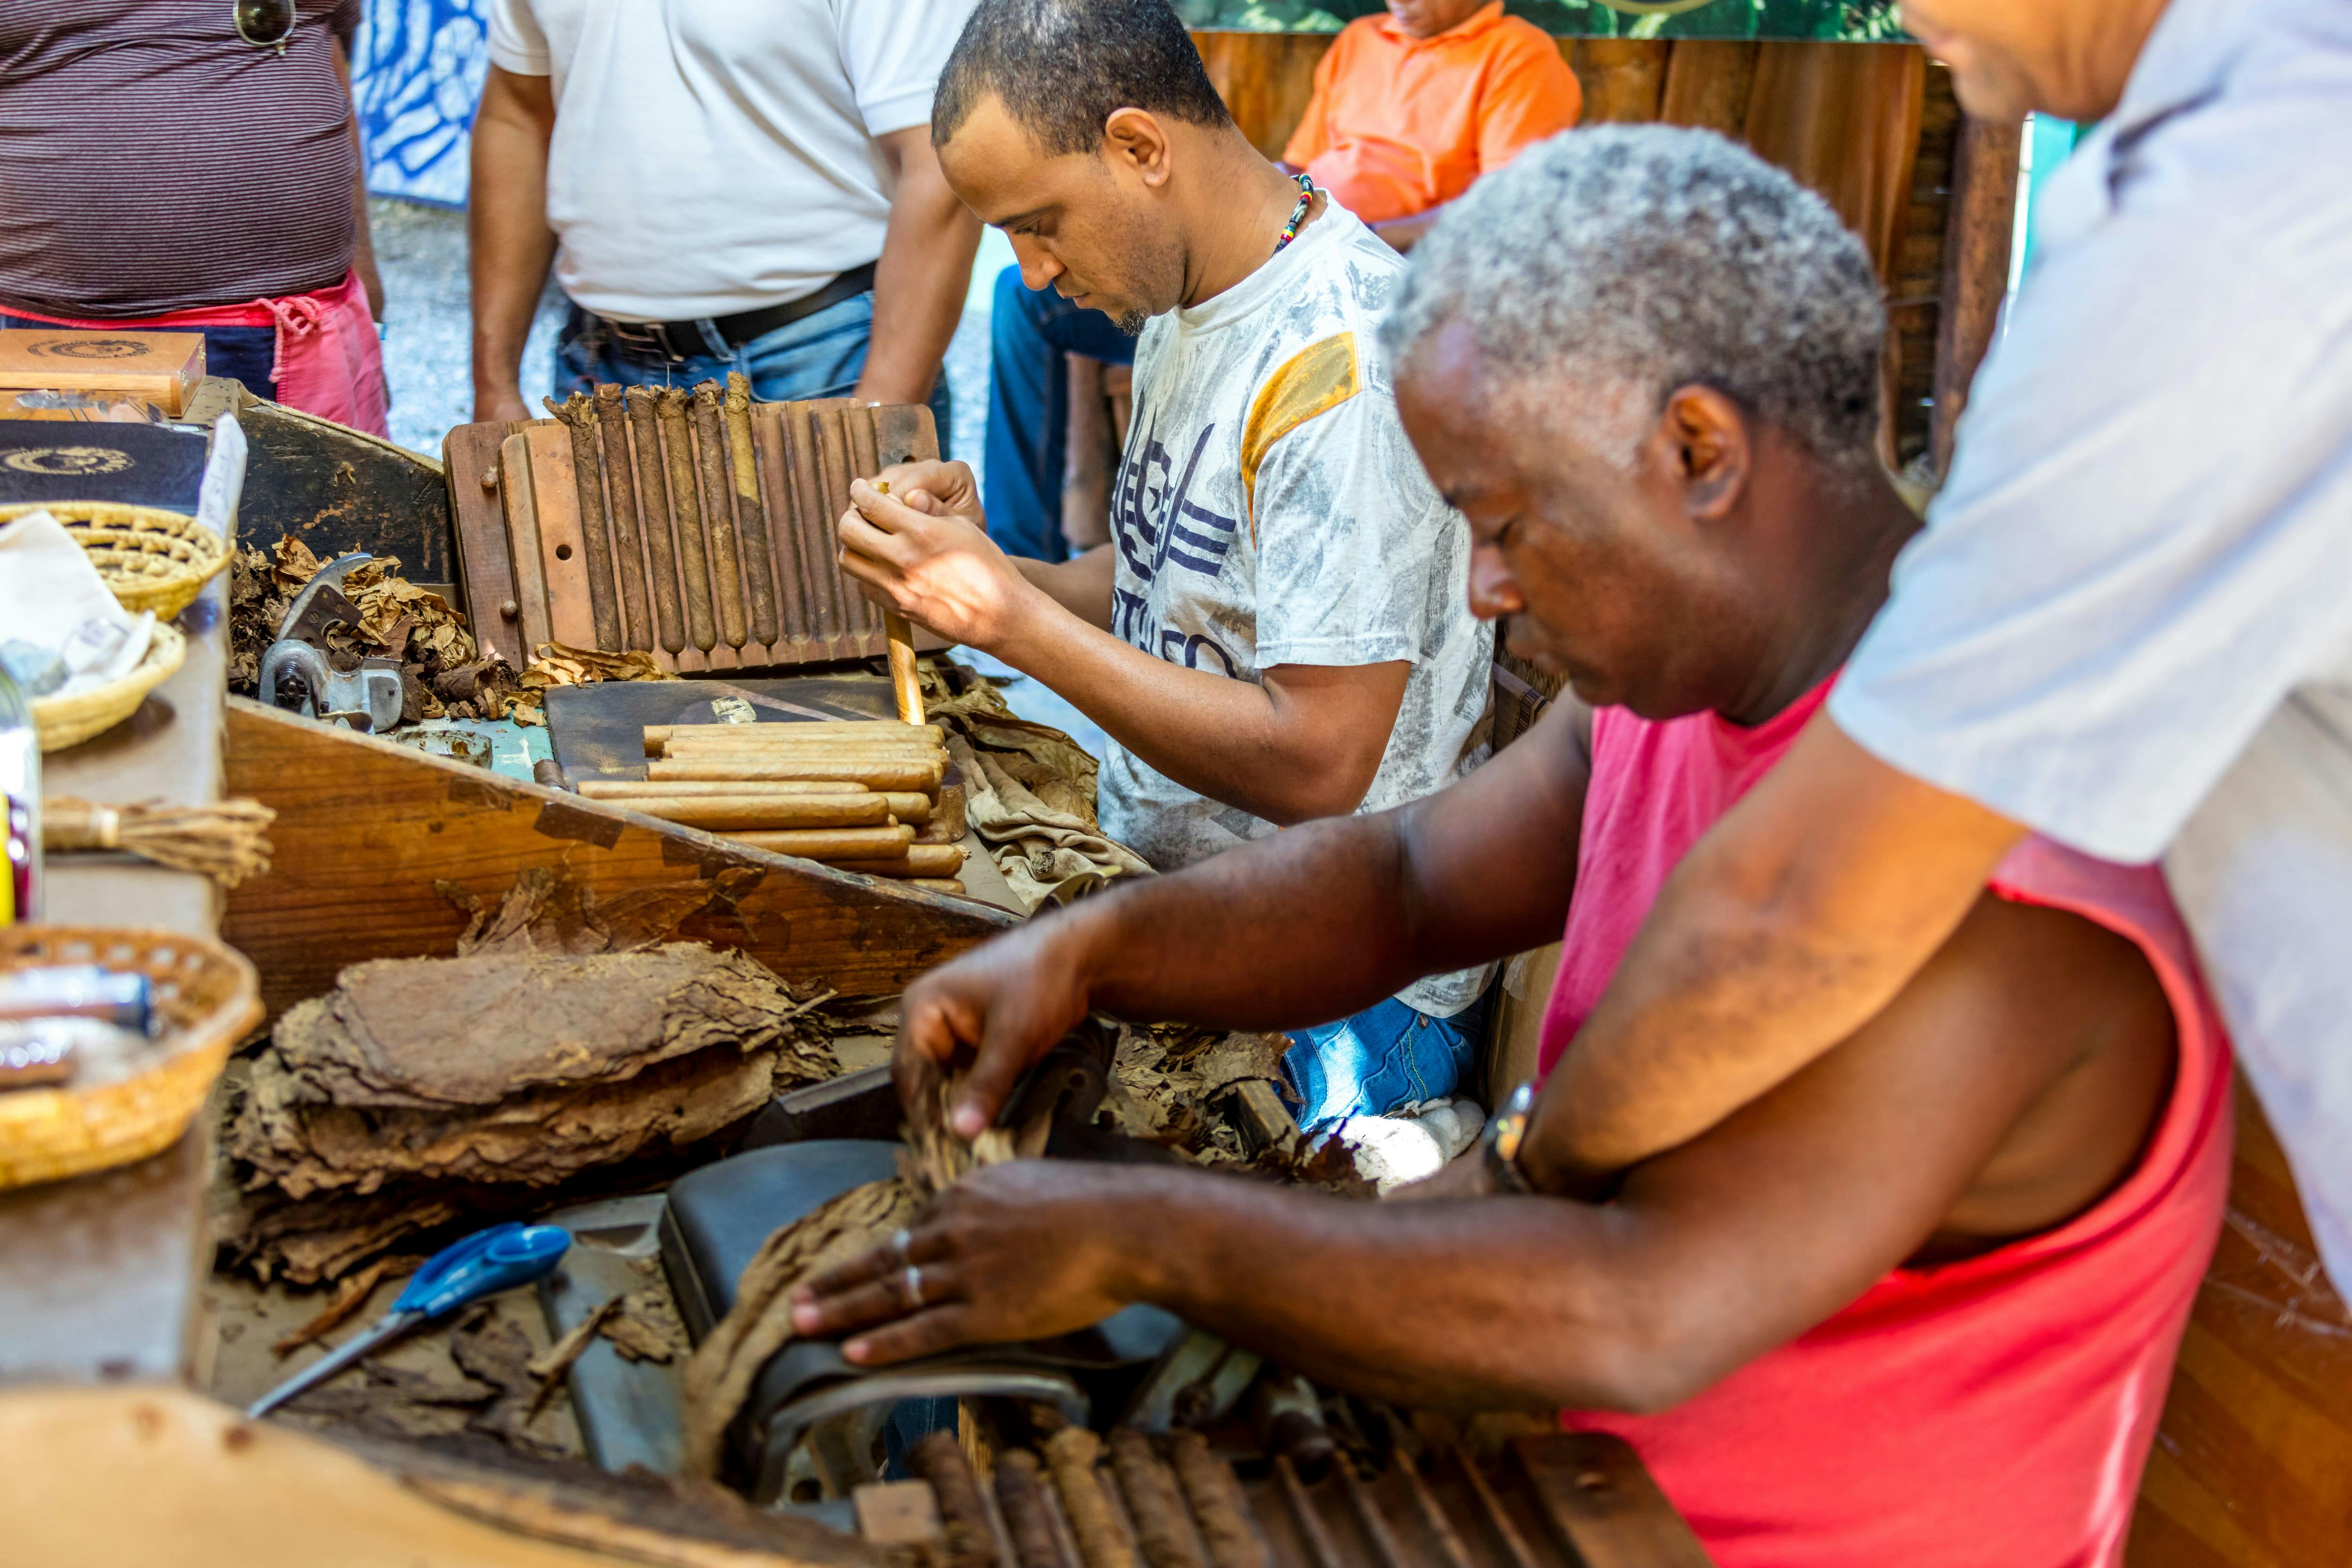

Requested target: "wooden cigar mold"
[
  {"left": 448, "top": 375, "right": 944, "bottom": 672},
  {"left": 864, "top": 1427, "right": 1708, "bottom": 1568}
]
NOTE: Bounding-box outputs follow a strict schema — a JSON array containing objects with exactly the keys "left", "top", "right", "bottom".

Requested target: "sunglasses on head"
[{"left": 234, "top": 0, "right": 297, "bottom": 52}]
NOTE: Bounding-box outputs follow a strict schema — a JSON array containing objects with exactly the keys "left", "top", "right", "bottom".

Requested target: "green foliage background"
[{"left": 1176, "top": 1, "right": 1909, "bottom": 41}]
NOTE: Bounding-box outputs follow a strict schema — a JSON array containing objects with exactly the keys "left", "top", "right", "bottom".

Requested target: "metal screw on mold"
[
  {"left": 500, "top": 600, "right": 519, "bottom": 621},
  {"left": 481, "top": 466, "right": 499, "bottom": 491}
]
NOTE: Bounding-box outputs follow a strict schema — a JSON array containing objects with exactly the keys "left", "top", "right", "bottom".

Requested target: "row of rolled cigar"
[
  {"left": 599, "top": 719, "right": 968, "bottom": 891},
  {"left": 548, "top": 377, "right": 774, "bottom": 658},
  {"left": 910, "top": 1428, "right": 1269, "bottom": 1568}
]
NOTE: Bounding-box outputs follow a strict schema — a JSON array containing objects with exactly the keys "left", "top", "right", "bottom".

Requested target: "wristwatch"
[{"left": 1481, "top": 1081, "right": 1538, "bottom": 1194}]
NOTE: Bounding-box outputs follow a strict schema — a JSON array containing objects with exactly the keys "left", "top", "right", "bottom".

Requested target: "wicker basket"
[
  {"left": 0, "top": 924, "right": 261, "bottom": 1190},
  {"left": 0, "top": 501, "right": 230, "bottom": 620},
  {"left": 29, "top": 621, "right": 185, "bottom": 753}
]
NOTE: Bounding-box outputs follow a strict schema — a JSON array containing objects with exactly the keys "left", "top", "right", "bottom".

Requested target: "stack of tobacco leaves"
[
  {"left": 216, "top": 870, "right": 841, "bottom": 1283},
  {"left": 229, "top": 945, "right": 835, "bottom": 1198}
]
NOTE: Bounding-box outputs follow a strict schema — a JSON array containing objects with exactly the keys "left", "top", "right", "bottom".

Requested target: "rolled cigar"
[
  {"left": 1108, "top": 1430, "right": 1205, "bottom": 1568},
  {"left": 625, "top": 795, "right": 890, "bottom": 830},
  {"left": 652, "top": 756, "right": 943, "bottom": 789},
  {"left": 997, "top": 1450, "right": 1075, "bottom": 1568},
  {"left": 826, "top": 844, "right": 965, "bottom": 878},
  {"left": 623, "top": 386, "right": 686, "bottom": 654},
  {"left": 1167, "top": 1433, "right": 1268, "bottom": 1568},
  {"left": 910, "top": 878, "right": 967, "bottom": 895},
  {"left": 644, "top": 721, "right": 946, "bottom": 752},
  {"left": 690, "top": 382, "right": 748, "bottom": 649},
  {"left": 581, "top": 781, "right": 932, "bottom": 821},
  {"left": 658, "top": 727, "right": 946, "bottom": 751},
  {"left": 660, "top": 733, "right": 946, "bottom": 755},
  {"left": 723, "top": 824, "right": 916, "bottom": 859},
  {"left": 723, "top": 373, "right": 781, "bottom": 647},
  {"left": 656, "top": 386, "right": 717, "bottom": 652},
  {"left": 1044, "top": 1428, "right": 1135, "bottom": 1568},
  {"left": 593, "top": 383, "right": 653, "bottom": 650},
  {"left": 908, "top": 1432, "right": 998, "bottom": 1568},
  {"left": 578, "top": 779, "right": 869, "bottom": 799},
  {"left": 546, "top": 393, "right": 623, "bottom": 650}
]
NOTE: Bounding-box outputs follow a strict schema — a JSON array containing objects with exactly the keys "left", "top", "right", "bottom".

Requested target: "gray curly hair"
[{"left": 1382, "top": 126, "right": 1886, "bottom": 469}]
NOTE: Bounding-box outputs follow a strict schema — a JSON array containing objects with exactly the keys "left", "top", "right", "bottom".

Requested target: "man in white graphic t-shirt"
[{"left": 838, "top": 0, "right": 1495, "bottom": 1133}]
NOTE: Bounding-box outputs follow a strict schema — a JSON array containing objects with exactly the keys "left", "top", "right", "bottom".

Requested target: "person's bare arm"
[
  {"left": 1370, "top": 199, "right": 1453, "bottom": 255},
  {"left": 853, "top": 126, "right": 982, "bottom": 406},
  {"left": 890, "top": 698, "right": 1594, "bottom": 1137},
  {"left": 839, "top": 475, "right": 1414, "bottom": 825},
  {"left": 1521, "top": 714, "right": 2027, "bottom": 1196},
  {"left": 469, "top": 66, "right": 558, "bottom": 423},
  {"left": 332, "top": 41, "right": 384, "bottom": 320},
  {"left": 1015, "top": 547, "right": 1116, "bottom": 630},
  {"left": 799, "top": 888, "right": 2161, "bottom": 1409}
]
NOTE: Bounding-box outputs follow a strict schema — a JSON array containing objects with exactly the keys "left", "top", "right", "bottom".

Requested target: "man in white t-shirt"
[
  {"left": 837, "top": 0, "right": 1495, "bottom": 1129},
  {"left": 468, "top": 0, "right": 981, "bottom": 430}
]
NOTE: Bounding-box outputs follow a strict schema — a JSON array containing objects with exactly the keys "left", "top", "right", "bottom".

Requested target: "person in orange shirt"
[{"left": 1281, "top": 0, "right": 1582, "bottom": 251}]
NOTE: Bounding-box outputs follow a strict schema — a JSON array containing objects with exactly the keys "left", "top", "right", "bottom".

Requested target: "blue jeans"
[
  {"left": 982, "top": 265, "right": 1135, "bottom": 564},
  {"left": 1283, "top": 994, "right": 1490, "bottom": 1130},
  {"left": 556, "top": 292, "right": 951, "bottom": 453},
  {"left": 0, "top": 315, "right": 278, "bottom": 401}
]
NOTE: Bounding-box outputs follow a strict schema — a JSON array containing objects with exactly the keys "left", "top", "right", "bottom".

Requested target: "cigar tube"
[
  {"left": 651, "top": 756, "right": 943, "bottom": 789},
  {"left": 577, "top": 778, "right": 872, "bottom": 799},
  {"left": 656, "top": 387, "right": 718, "bottom": 652},
  {"left": 593, "top": 383, "right": 653, "bottom": 650},
  {"left": 723, "top": 824, "right": 916, "bottom": 858},
  {"left": 643, "top": 721, "right": 946, "bottom": 752},
  {"left": 624, "top": 795, "right": 891, "bottom": 830},
  {"left": 723, "top": 372, "right": 781, "bottom": 647},
  {"left": 549, "top": 393, "right": 623, "bottom": 650},
  {"left": 826, "top": 844, "right": 965, "bottom": 878},
  {"left": 624, "top": 386, "right": 687, "bottom": 654},
  {"left": 691, "top": 382, "right": 748, "bottom": 648},
  {"left": 909, "top": 878, "right": 967, "bottom": 894}
]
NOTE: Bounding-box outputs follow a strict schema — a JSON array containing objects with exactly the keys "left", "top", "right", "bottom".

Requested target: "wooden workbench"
[{"left": 0, "top": 574, "right": 227, "bottom": 1384}]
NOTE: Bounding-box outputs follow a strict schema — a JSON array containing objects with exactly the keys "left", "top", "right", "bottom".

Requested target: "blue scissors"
[{"left": 247, "top": 1222, "right": 572, "bottom": 1418}]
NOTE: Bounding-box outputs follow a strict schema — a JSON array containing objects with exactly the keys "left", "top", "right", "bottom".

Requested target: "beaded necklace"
[{"left": 1273, "top": 172, "right": 1315, "bottom": 255}]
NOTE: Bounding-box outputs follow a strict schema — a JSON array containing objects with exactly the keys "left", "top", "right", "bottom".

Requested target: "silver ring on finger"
[
  {"left": 903, "top": 1265, "right": 925, "bottom": 1310},
  {"left": 890, "top": 1227, "right": 914, "bottom": 1266}
]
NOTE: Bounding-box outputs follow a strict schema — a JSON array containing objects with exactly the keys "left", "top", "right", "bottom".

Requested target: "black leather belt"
[{"left": 596, "top": 260, "right": 878, "bottom": 362}]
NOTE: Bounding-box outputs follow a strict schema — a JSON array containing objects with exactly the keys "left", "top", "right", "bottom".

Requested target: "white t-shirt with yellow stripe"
[{"left": 1099, "top": 202, "right": 1494, "bottom": 1019}]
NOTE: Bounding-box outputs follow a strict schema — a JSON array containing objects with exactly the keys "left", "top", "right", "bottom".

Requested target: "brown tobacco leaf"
[{"left": 228, "top": 944, "right": 837, "bottom": 1198}]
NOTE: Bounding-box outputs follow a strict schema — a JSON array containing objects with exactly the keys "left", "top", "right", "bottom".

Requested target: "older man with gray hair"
[{"left": 791, "top": 127, "right": 2232, "bottom": 1567}]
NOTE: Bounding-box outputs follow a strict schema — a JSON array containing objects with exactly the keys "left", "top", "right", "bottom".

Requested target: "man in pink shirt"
[{"left": 792, "top": 130, "right": 2230, "bottom": 1565}]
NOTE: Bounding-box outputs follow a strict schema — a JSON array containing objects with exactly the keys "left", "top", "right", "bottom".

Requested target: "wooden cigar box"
[{"left": 0, "top": 329, "right": 206, "bottom": 417}]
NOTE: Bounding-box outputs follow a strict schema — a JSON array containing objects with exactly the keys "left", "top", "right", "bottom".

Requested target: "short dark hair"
[{"left": 933, "top": 0, "right": 1235, "bottom": 157}]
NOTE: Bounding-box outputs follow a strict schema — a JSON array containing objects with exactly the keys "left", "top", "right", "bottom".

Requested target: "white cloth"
[
  {"left": 1096, "top": 203, "right": 1495, "bottom": 1018},
  {"left": 1831, "top": 0, "right": 2352, "bottom": 1284},
  {"left": 487, "top": 0, "right": 975, "bottom": 320}
]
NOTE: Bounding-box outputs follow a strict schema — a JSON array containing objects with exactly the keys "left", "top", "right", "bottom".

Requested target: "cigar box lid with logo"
[
  {"left": 0, "top": 329, "right": 205, "bottom": 418},
  {"left": 0, "top": 421, "right": 208, "bottom": 510}
]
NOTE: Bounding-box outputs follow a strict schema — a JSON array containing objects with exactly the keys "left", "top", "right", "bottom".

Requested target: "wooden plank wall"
[{"left": 1191, "top": 32, "right": 1988, "bottom": 472}]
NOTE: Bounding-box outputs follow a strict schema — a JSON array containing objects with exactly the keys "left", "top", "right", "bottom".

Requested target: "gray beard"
[{"left": 1114, "top": 308, "right": 1149, "bottom": 336}]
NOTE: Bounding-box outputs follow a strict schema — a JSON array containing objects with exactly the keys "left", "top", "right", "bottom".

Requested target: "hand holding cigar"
[{"left": 837, "top": 460, "right": 1047, "bottom": 661}]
